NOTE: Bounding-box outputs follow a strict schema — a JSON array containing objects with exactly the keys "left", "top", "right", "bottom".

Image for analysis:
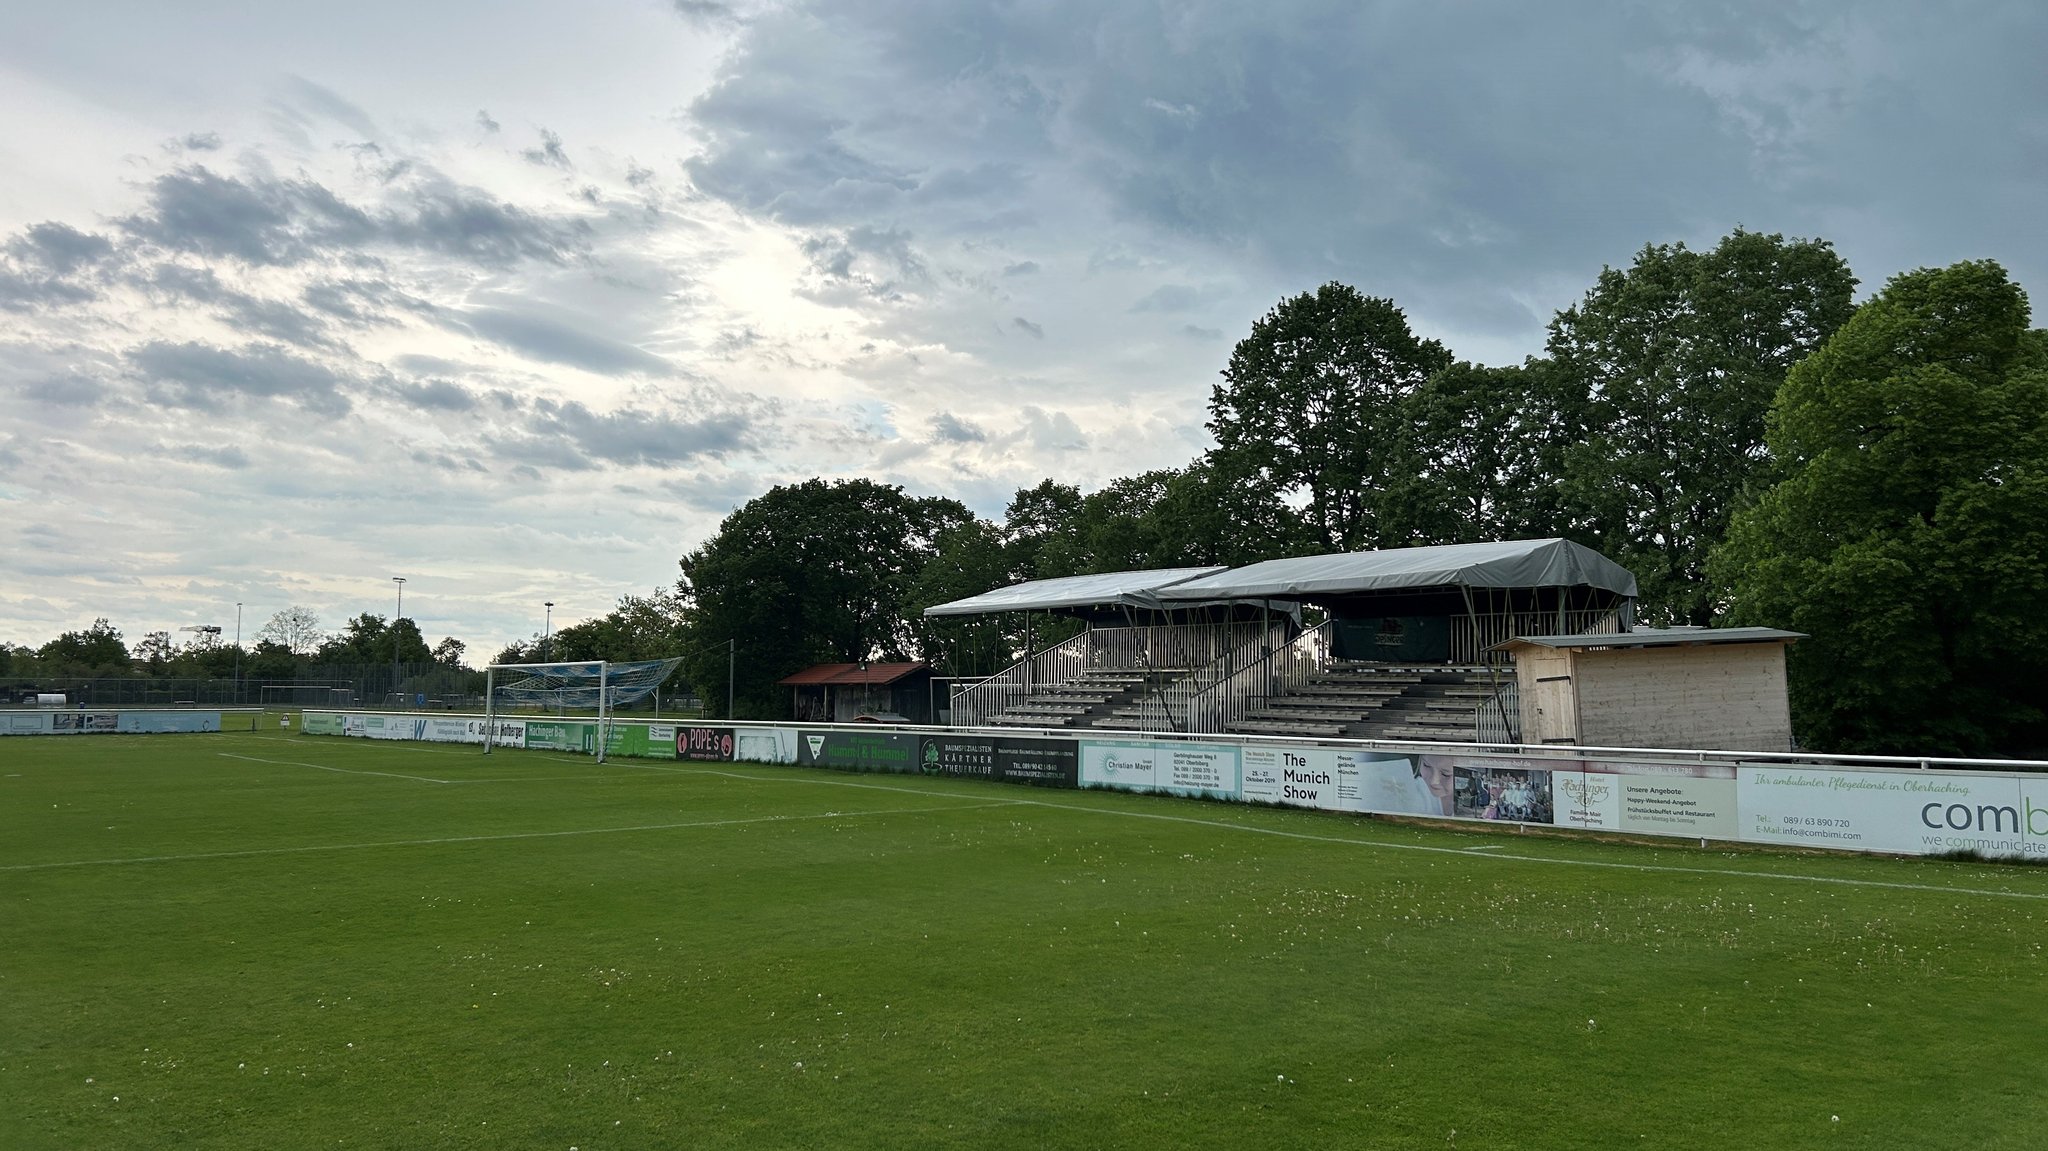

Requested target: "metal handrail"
[{"left": 1185, "top": 619, "right": 1334, "bottom": 733}]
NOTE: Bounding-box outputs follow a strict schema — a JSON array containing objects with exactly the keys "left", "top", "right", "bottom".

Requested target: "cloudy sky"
[{"left": 2, "top": 0, "right": 2041, "bottom": 660}]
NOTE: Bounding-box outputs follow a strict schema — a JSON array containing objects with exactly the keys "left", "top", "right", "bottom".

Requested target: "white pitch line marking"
[
  {"left": 219, "top": 752, "right": 454, "bottom": 784},
  {"left": 0, "top": 801, "right": 1022, "bottom": 872}
]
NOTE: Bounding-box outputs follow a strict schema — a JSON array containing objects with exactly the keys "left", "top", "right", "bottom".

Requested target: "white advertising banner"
[
  {"left": 735, "top": 726, "right": 797, "bottom": 764},
  {"left": 1080, "top": 740, "right": 1241, "bottom": 798},
  {"left": 1738, "top": 766, "right": 2048, "bottom": 859},
  {"left": 1552, "top": 763, "right": 1738, "bottom": 839},
  {"left": 1241, "top": 745, "right": 1339, "bottom": 809}
]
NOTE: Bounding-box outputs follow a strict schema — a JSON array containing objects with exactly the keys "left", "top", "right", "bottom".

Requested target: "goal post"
[{"left": 483, "top": 657, "right": 684, "bottom": 762}]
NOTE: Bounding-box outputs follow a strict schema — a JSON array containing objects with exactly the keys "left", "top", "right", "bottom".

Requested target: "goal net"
[{"left": 483, "top": 657, "right": 683, "bottom": 762}]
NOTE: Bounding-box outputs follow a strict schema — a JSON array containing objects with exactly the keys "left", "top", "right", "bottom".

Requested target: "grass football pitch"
[{"left": 4, "top": 731, "right": 2046, "bottom": 1149}]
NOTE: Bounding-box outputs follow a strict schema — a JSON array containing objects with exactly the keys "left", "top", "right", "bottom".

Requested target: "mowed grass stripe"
[{"left": 4, "top": 732, "right": 2048, "bottom": 1150}]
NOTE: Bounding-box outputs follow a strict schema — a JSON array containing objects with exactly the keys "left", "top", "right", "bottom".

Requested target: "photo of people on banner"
[{"left": 1452, "top": 764, "right": 1553, "bottom": 823}]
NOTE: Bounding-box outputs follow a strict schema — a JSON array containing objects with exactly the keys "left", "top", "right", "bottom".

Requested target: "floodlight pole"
[
  {"left": 727, "top": 637, "right": 735, "bottom": 719},
  {"left": 543, "top": 602, "right": 554, "bottom": 663},
  {"left": 234, "top": 601, "right": 242, "bottom": 707},
  {"left": 391, "top": 576, "right": 406, "bottom": 708}
]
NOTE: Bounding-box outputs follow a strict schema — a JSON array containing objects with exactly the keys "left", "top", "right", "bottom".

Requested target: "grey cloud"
[
  {"left": 21, "top": 373, "right": 107, "bottom": 407},
  {"left": 128, "top": 340, "right": 353, "bottom": 415},
  {"left": 171, "top": 443, "right": 252, "bottom": 469},
  {"left": 301, "top": 279, "right": 415, "bottom": 326},
  {"left": 387, "top": 178, "right": 588, "bottom": 266},
  {"left": 523, "top": 128, "right": 572, "bottom": 169},
  {"left": 1002, "top": 260, "right": 1039, "bottom": 276},
  {"left": 392, "top": 353, "right": 472, "bottom": 375},
  {"left": 682, "top": 2, "right": 2048, "bottom": 352},
  {"left": 1129, "top": 283, "right": 1223, "bottom": 313},
  {"left": 0, "top": 270, "right": 96, "bottom": 312},
  {"left": 411, "top": 448, "right": 489, "bottom": 473},
  {"left": 1011, "top": 316, "right": 1044, "bottom": 338},
  {"left": 10, "top": 223, "right": 115, "bottom": 274},
  {"left": 476, "top": 110, "right": 501, "bottom": 133},
  {"left": 513, "top": 397, "right": 756, "bottom": 468},
  {"left": 171, "top": 131, "right": 223, "bottom": 152},
  {"left": 217, "top": 293, "right": 334, "bottom": 349},
  {"left": 1018, "top": 405, "right": 1086, "bottom": 451},
  {"left": 1181, "top": 324, "right": 1223, "bottom": 340},
  {"left": 457, "top": 305, "right": 674, "bottom": 377},
  {"left": 119, "top": 166, "right": 374, "bottom": 266},
  {"left": 280, "top": 75, "right": 381, "bottom": 141},
  {"left": 672, "top": 0, "right": 736, "bottom": 26},
  {"left": 929, "top": 411, "right": 987, "bottom": 443},
  {"left": 386, "top": 377, "right": 480, "bottom": 412},
  {"left": 142, "top": 263, "right": 226, "bottom": 302},
  {"left": 119, "top": 165, "right": 584, "bottom": 271}
]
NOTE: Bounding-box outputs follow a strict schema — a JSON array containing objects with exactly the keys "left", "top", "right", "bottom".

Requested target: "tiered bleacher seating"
[
  {"left": 987, "top": 668, "right": 1175, "bottom": 729},
  {"left": 1223, "top": 663, "right": 1503, "bottom": 742}
]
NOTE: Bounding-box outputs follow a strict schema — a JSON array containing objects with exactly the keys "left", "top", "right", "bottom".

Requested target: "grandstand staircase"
[
  {"left": 986, "top": 667, "right": 1192, "bottom": 730},
  {"left": 1223, "top": 662, "right": 1503, "bottom": 743}
]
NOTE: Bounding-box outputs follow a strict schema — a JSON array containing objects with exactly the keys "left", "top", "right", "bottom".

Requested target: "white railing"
[
  {"left": 1186, "top": 620, "right": 1335, "bottom": 734},
  {"left": 1132, "top": 620, "right": 1295, "bottom": 734},
  {"left": 1081, "top": 622, "right": 1273, "bottom": 672},
  {"left": 1476, "top": 677, "right": 1521, "bottom": 742},
  {"left": 949, "top": 631, "right": 1091, "bottom": 726},
  {"left": 1451, "top": 608, "right": 1624, "bottom": 663},
  {"left": 947, "top": 622, "right": 1277, "bottom": 728}
]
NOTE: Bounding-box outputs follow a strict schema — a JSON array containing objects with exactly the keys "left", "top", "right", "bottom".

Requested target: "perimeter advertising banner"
[
  {"left": 917, "top": 735, "right": 1080, "bottom": 788},
  {"left": 0, "top": 710, "right": 222, "bottom": 735},
  {"left": 679, "top": 725, "right": 736, "bottom": 761},
  {"left": 736, "top": 727, "right": 798, "bottom": 764},
  {"left": 797, "top": 730, "right": 919, "bottom": 772},
  {"left": 1738, "top": 766, "right": 2048, "bottom": 859},
  {"left": 302, "top": 712, "right": 343, "bottom": 736},
  {"left": 1080, "top": 739, "right": 1241, "bottom": 798},
  {"left": 1551, "top": 761, "right": 1739, "bottom": 839},
  {"left": 525, "top": 721, "right": 595, "bottom": 753},
  {"left": 604, "top": 723, "right": 664, "bottom": 759}
]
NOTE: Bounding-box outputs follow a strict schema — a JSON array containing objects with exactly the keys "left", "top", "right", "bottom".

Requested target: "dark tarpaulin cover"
[
  {"left": 1155, "top": 539, "right": 1639, "bottom": 601},
  {"left": 922, "top": 566, "right": 1225, "bottom": 617}
]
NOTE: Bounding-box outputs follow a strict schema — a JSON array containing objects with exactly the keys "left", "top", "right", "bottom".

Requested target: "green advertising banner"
[
  {"left": 525, "top": 721, "right": 595, "bottom": 753},
  {"left": 602, "top": 723, "right": 676, "bottom": 760},
  {"left": 302, "top": 712, "right": 343, "bottom": 736}
]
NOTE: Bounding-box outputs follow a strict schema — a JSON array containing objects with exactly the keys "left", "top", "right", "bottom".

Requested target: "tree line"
[{"left": 1, "top": 609, "right": 469, "bottom": 684}]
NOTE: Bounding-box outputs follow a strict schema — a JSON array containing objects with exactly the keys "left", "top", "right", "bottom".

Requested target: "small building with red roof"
[{"left": 778, "top": 661, "right": 936, "bottom": 724}]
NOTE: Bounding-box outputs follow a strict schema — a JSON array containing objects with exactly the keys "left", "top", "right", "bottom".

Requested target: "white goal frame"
[{"left": 483, "top": 660, "right": 615, "bottom": 762}]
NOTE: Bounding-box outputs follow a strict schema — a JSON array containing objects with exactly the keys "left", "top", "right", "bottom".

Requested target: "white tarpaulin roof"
[
  {"left": 1156, "top": 539, "right": 1638, "bottom": 601},
  {"left": 922, "top": 566, "right": 1225, "bottom": 617}
]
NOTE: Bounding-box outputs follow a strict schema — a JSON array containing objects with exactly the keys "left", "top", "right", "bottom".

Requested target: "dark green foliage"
[
  {"left": 316, "top": 613, "right": 433, "bottom": 665},
  {"left": 1382, "top": 358, "right": 1591, "bottom": 547},
  {"left": 1208, "top": 282, "right": 1452, "bottom": 552},
  {"left": 1549, "top": 229, "right": 1857, "bottom": 623},
  {"left": 35, "top": 617, "right": 129, "bottom": 674},
  {"left": 1715, "top": 260, "right": 2048, "bottom": 755},
  {"left": 678, "top": 478, "right": 975, "bottom": 717}
]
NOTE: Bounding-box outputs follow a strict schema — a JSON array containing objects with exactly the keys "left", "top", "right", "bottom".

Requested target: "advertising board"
[
  {"left": 797, "top": 730, "right": 919, "bottom": 772},
  {"left": 679, "top": 725, "right": 736, "bottom": 761},
  {"left": 917, "top": 735, "right": 1080, "bottom": 788},
  {"left": 1080, "top": 739, "right": 1240, "bottom": 798},
  {"left": 1738, "top": 766, "right": 2048, "bottom": 859}
]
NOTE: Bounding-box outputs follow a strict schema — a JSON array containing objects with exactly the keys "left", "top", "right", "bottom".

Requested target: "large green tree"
[
  {"left": 1208, "top": 283, "right": 1451, "bottom": 553},
  {"left": 1381, "top": 358, "right": 1592, "bottom": 547},
  {"left": 37, "top": 618, "right": 129, "bottom": 674},
  {"left": 1713, "top": 260, "right": 2048, "bottom": 755},
  {"left": 678, "top": 478, "right": 974, "bottom": 718},
  {"left": 1549, "top": 229, "right": 1857, "bottom": 623}
]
